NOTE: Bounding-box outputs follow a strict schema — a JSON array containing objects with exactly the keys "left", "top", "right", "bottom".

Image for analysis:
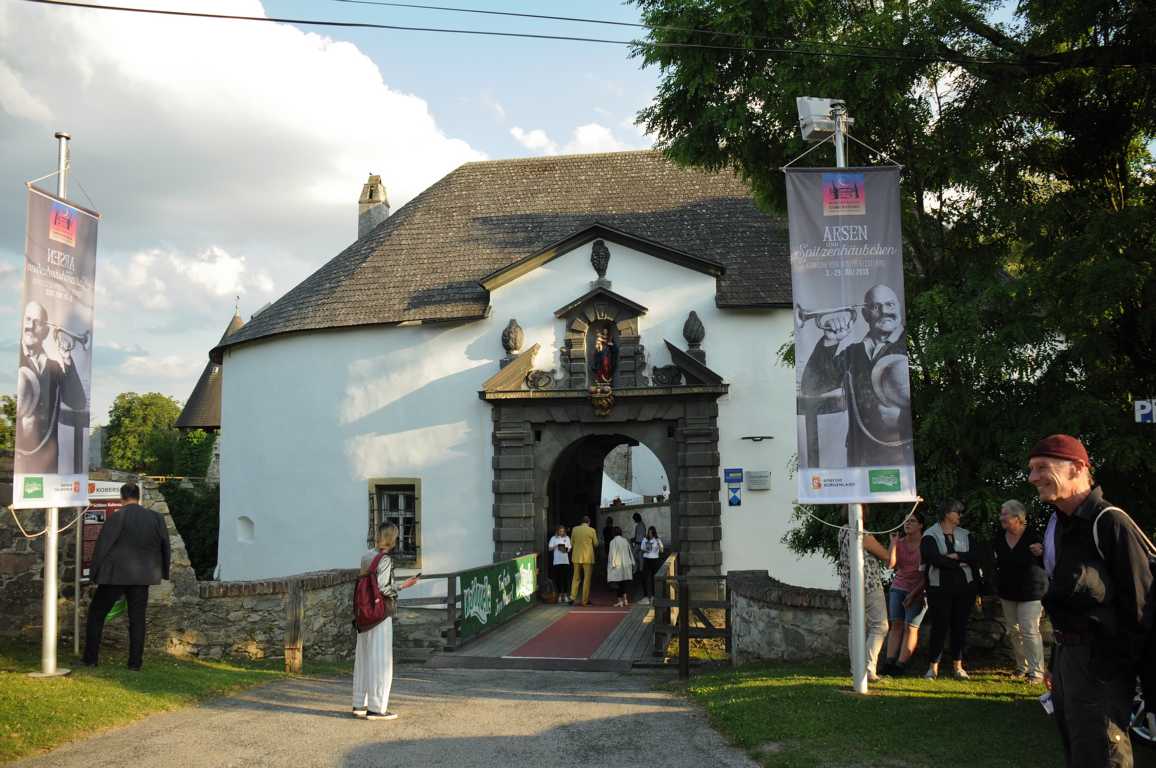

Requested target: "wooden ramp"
[{"left": 428, "top": 602, "right": 655, "bottom": 672}]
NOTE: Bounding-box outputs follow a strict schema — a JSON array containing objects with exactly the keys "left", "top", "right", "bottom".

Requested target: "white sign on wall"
[{"left": 1137, "top": 399, "right": 1155, "bottom": 424}]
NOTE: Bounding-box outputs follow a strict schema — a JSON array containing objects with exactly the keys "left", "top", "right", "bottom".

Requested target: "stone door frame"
[{"left": 485, "top": 387, "right": 724, "bottom": 577}]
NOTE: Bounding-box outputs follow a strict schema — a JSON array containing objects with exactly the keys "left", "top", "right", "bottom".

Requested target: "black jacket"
[
  {"left": 90, "top": 503, "right": 171, "bottom": 586},
  {"left": 1042, "top": 487, "right": 1153, "bottom": 661},
  {"left": 993, "top": 530, "right": 1047, "bottom": 602}
]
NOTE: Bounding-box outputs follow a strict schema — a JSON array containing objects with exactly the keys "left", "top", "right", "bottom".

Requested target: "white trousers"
[
  {"left": 1000, "top": 598, "right": 1045, "bottom": 678},
  {"left": 848, "top": 588, "right": 889, "bottom": 677},
  {"left": 352, "top": 617, "right": 393, "bottom": 713}
]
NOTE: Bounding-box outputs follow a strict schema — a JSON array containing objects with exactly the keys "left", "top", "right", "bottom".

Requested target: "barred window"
[{"left": 367, "top": 480, "right": 421, "bottom": 566}]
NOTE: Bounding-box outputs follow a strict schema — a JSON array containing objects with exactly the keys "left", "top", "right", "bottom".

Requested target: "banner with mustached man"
[
  {"left": 786, "top": 167, "right": 917, "bottom": 503},
  {"left": 12, "top": 186, "right": 99, "bottom": 508}
]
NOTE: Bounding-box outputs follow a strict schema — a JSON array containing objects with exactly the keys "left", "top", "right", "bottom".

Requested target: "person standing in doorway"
[
  {"left": 547, "top": 525, "right": 572, "bottom": 604},
  {"left": 837, "top": 505, "right": 890, "bottom": 682},
  {"left": 639, "top": 526, "right": 664, "bottom": 605},
  {"left": 607, "top": 527, "right": 635, "bottom": 607},
  {"left": 569, "top": 515, "right": 599, "bottom": 606},
  {"left": 992, "top": 499, "right": 1047, "bottom": 683},
  {"left": 602, "top": 516, "right": 615, "bottom": 560},
  {"left": 83, "top": 483, "right": 170, "bottom": 670},
  {"left": 631, "top": 512, "right": 646, "bottom": 576},
  {"left": 1029, "top": 435, "right": 1153, "bottom": 768}
]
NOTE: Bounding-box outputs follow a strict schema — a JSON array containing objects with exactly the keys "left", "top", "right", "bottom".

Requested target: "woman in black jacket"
[
  {"left": 992, "top": 499, "right": 1047, "bottom": 683},
  {"left": 921, "top": 499, "right": 980, "bottom": 679}
]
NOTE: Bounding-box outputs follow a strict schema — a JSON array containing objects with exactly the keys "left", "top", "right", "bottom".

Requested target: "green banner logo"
[
  {"left": 868, "top": 469, "right": 901, "bottom": 492},
  {"left": 23, "top": 476, "right": 44, "bottom": 499}
]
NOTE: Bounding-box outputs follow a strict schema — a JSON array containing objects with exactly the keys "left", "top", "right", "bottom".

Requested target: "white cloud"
[
  {"left": 119, "top": 354, "right": 200, "bottom": 379},
  {"left": 0, "top": 0, "right": 485, "bottom": 420},
  {"left": 512, "top": 122, "right": 633, "bottom": 156},
  {"left": 562, "top": 123, "right": 630, "bottom": 154},
  {"left": 510, "top": 126, "right": 559, "bottom": 155}
]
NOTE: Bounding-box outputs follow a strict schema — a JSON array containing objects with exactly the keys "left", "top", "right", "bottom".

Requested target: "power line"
[
  {"left": 25, "top": 0, "right": 1008, "bottom": 65},
  {"left": 328, "top": 0, "right": 911, "bottom": 56}
]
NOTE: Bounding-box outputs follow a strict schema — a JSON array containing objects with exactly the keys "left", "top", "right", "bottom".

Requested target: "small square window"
[{"left": 367, "top": 479, "right": 421, "bottom": 567}]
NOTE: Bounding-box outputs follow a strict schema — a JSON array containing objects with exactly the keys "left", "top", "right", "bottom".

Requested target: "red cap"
[{"left": 1028, "top": 434, "right": 1089, "bottom": 465}]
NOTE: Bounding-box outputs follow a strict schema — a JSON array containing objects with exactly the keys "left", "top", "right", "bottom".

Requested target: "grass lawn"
[
  {"left": 682, "top": 660, "right": 1070, "bottom": 768},
  {"left": 0, "top": 641, "right": 351, "bottom": 765}
]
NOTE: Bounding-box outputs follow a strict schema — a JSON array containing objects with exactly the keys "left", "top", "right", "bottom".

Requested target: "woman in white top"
[
  {"left": 639, "top": 526, "right": 663, "bottom": 605},
  {"left": 352, "top": 522, "right": 418, "bottom": 721},
  {"left": 547, "top": 525, "right": 572, "bottom": 604},
  {"left": 607, "top": 527, "right": 636, "bottom": 607}
]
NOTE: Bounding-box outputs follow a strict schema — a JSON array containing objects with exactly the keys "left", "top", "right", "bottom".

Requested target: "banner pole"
[
  {"left": 832, "top": 102, "right": 868, "bottom": 694},
  {"left": 31, "top": 131, "right": 74, "bottom": 679}
]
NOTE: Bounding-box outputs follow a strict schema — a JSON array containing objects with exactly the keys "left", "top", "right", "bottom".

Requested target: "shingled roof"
[
  {"left": 177, "top": 312, "right": 244, "bottom": 429},
  {"left": 217, "top": 151, "right": 789, "bottom": 355}
]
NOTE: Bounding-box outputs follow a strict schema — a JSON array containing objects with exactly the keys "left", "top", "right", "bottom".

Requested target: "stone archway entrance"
[{"left": 483, "top": 389, "right": 724, "bottom": 578}]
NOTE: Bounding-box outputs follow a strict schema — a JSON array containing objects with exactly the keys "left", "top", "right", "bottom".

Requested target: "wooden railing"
[{"left": 651, "top": 552, "right": 732, "bottom": 679}]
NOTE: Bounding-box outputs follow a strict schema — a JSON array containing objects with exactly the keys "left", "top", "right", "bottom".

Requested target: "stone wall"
[
  {"left": 728, "top": 570, "right": 849, "bottom": 664},
  {"left": 0, "top": 470, "right": 448, "bottom": 663},
  {"left": 727, "top": 570, "right": 1053, "bottom": 667}
]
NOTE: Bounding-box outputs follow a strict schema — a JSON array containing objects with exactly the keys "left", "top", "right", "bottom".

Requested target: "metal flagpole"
[
  {"left": 831, "top": 102, "right": 869, "bottom": 695},
  {"left": 31, "top": 132, "right": 73, "bottom": 679}
]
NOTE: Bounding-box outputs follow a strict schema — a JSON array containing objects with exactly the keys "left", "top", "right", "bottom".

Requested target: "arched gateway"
[{"left": 480, "top": 263, "right": 727, "bottom": 578}]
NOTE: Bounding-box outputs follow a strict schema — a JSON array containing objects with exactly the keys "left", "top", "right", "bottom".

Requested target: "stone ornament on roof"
[
  {"left": 591, "top": 239, "right": 610, "bottom": 279},
  {"left": 683, "top": 310, "right": 706, "bottom": 364},
  {"left": 500, "top": 318, "right": 524, "bottom": 368}
]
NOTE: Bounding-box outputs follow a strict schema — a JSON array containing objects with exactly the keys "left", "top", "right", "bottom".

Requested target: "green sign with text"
[{"left": 458, "top": 554, "right": 537, "bottom": 642}]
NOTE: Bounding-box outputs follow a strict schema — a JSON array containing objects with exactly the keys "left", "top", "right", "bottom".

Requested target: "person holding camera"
[{"left": 547, "top": 524, "right": 572, "bottom": 604}]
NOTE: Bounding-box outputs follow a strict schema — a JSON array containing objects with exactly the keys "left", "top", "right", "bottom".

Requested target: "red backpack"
[{"left": 353, "top": 552, "right": 395, "bottom": 632}]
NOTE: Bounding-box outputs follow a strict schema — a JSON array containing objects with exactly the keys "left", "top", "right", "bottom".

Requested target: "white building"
[{"left": 211, "top": 151, "right": 834, "bottom": 589}]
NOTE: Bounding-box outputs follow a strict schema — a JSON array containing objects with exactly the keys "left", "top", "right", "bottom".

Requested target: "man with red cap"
[{"left": 1028, "top": 434, "right": 1154, "bottom": 768}]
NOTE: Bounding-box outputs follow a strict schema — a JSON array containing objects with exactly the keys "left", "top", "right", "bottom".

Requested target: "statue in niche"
[{"left": 590, "top": 328, "right": 618, "bottom": 384}]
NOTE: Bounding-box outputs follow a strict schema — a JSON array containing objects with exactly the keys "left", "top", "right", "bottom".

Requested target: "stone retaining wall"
[
  {"left": 0, "top": 471, "right": 447, "bottom": 663},
  {"left": 727, "top": 570, "right": 1053, "bottom": 667}
]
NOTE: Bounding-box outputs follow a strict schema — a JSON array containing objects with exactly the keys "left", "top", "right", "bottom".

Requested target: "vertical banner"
[
  {"left": 13, "top": 186, "right": 99, "bottom": 508},
  {"left": 786, "top": 167, "right": 916, "bottom": 503}
]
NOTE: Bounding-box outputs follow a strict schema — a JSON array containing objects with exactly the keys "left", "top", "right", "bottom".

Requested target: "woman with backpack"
[{"left": 353, "top": 522, "right": 419, "bottom": 721}]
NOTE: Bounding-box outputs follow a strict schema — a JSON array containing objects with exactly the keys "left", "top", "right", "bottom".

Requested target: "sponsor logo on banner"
[
  {"left": 869, "top": 469, "right": 902, "bottom": 493},
  {"left": 822, "top": 172, "right": 866, "bottom": 215},
  {"left": 23, "top": 476, "right": 44, "bottom": 499},
  {"left": 49, "top": 202, "right": 78, "bottom": 247},
  {"left": 811, "top": 475, "right": 823, "bottom": 491}
]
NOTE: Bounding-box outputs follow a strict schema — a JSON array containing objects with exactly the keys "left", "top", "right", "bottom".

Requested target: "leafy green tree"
[
  {"left": 633, "top": 0, "right": 1156, "bottom": 554},
  {"left": 105, "top": 392, "right": 183, "bottom": 474},
  {"left": 175, "top": 429, "right": 216, "bottom": 477},
  {"left": 0, "top": 395, "right": 15, "bottom": 454}
]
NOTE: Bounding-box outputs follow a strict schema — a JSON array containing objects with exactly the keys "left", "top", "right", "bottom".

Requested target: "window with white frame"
[{"left": 367, "top": 480, "right": 421, "bottom": 566}]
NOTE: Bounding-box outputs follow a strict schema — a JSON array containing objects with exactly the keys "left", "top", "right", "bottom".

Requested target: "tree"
[
  {"left": 105, "top": 392, "right": 183, "bottom": 474},
  {"left": 0, "top": 395, "right": 14, "bottom": 454},
  {"left": 633, "top": 0, "right": 1156, "bottom": 554}
]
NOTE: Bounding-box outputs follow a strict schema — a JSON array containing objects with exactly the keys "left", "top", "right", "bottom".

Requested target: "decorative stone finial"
[
  {"left": 501, "top": 319, "right": 524, "bottom": 355},
  {"left": 683, "top": 311, "right": 706, "bottom": 364},
  {"left": 683, "top": 311, "right": 705, "bottom": 348},
  {"left": 591, "top": 239, "right": 610, "bottom": 279}
]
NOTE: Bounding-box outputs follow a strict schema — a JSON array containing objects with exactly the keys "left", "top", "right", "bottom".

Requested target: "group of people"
[
  {"left": 547, "top": 512, "right": 664, "bottom": 607},
  {"left": 842, "top": 434, "right": 1154, "bottom": 767}
]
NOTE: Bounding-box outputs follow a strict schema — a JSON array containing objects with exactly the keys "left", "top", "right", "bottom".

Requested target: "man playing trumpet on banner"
[
  {"left": 800, "top": 284, "right": 914, "bottom": 467},
  {"left": 15, "top": 300, "right": 87, "bottom": 474}
]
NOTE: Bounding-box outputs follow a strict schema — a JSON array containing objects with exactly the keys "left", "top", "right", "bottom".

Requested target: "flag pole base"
[{"left": 27, "top": 668, "right": 71, "bottom": 679}]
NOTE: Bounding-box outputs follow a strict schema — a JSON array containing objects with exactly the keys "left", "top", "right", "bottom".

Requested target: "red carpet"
[{"left": 507, "top": 609, "right": 629, "bottom": 659}]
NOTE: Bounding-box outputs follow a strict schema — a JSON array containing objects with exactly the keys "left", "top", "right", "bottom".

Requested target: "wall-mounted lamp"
[{"left": 740, "top": 435, "right": 774, "bottom": 442}]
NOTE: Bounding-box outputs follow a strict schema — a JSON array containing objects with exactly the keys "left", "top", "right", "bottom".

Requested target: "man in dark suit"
[{"left": 83, "top": 483, "right": 171, "bottom": 670}]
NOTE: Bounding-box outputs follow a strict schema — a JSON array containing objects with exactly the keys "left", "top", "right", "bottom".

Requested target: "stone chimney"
[{"left": 358, "top": 174, "right": 389, "bottom": 238}]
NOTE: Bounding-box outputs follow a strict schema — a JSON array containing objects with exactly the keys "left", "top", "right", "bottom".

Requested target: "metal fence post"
[{"left": 678, "top": 576, "right": 690, "bottom": 680}]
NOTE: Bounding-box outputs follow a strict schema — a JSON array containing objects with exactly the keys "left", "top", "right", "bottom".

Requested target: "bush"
[{"left": 160, "top": 480, "right": 219, "bottom": 580}]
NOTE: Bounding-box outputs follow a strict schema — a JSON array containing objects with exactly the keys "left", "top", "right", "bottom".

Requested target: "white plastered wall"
[{"left": 218, "top": 238, "right": 835, "bottom": 589}]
